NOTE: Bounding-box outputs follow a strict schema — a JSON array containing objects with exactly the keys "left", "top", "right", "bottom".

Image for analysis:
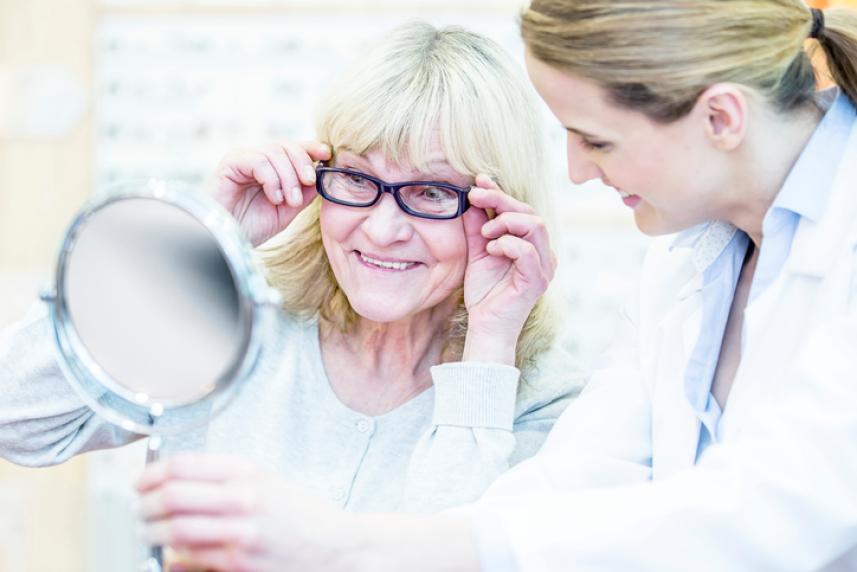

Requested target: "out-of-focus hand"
[
  {"left": 136, "top": 453, "right": 353, "bottom": 572},
  {"left": 461, "top": 175, "right": 557, "bottom": 365},
  {"left": 137, "top": 453, "right": 483, "bottom": 572},
  {"left": 211, "top": 141, "right": 331, "bottom": 247}
]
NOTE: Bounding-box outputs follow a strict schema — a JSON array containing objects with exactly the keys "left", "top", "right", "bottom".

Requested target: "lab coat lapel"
[
  {"left": 723, "top": 117, "right": 857, "bottom": 436},
  {"left": 651, "top": 271, "right": 704, "bottom": 479}
]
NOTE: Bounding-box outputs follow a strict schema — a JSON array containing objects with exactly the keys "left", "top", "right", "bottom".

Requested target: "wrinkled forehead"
[{"left": 332, "top": 144, "right": 468, "bottom": 182}]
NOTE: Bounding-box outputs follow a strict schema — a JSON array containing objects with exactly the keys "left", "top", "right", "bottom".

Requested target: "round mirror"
[{"left": 41, "top": 179, "right": 280, "bottom": 435}]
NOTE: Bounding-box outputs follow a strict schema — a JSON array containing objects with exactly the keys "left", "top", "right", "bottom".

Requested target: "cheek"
[
  {"left": 319, "top": 202, "right": 349, "bottom": 242},
  {"left": 607, "top": 148, "right": 672, "bottom": 201},
  {"left": 416, "top": 220, "right": 468, "bottom": 284},
  {"left": 319, "top": 203, "right": 364, "bottom": 275}
]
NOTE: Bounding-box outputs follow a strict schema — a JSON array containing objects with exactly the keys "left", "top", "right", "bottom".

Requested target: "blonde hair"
[
  {"left": 521, "top": 0, "right": 857, "bottom": 122},
  {"left": 264, "top": 21, "right": 558, "bottom": 373}
]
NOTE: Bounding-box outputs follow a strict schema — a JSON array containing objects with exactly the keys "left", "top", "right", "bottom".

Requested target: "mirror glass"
[
  {"left": 64, "top": 198, "right": 247, "bottom": 405},
  {"left": 45, "top": 182, "right": 277, "bottom": 436}
]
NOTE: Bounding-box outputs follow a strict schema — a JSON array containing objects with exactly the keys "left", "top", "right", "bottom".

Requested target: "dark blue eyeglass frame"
[{"left": 315, "top": 164, "right": 471, "bottom": 220}]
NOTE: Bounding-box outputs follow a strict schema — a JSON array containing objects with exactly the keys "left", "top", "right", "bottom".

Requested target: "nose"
[
  {"left": 360, "top": 192, "right": 414, "bottom": 246},
  {"left": 566, "top": 135, "right": 603, "bottom": 185}
]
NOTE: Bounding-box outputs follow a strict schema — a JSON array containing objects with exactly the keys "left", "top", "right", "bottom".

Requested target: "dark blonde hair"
[
  {"left": 263, "top": 21, "right": 558, "bottom": 373},
  {"left": 521, "top": 0, "right": 857, "bottom": 122}
]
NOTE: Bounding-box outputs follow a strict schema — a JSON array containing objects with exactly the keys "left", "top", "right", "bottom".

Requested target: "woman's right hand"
[{"left": 211, "top": 141, "right": 332, "bottom": 247}]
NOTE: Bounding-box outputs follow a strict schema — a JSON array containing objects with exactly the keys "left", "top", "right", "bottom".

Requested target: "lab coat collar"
[
  {"left": 671, "top": 220, "right": 738, "bottom": 300},
  {"left": 670, "top": 220, "right": 738, "bottom": 274}
]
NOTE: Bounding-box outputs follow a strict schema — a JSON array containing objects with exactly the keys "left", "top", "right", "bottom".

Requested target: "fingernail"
[
  {"left": 274, "top": 190, "right": 284, "bottom": 204},
  {"left": 290, "top": 187, "right": 302, "bottom": 205},
  {"left": 302, "top": 165, "right": 316, "bottom": 184}
]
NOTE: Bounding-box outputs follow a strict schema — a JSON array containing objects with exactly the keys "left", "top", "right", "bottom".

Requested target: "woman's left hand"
[
  {"left": 461, "top": 175, "right": 557, "bottom": 365},
  {"left": 137, "top": 454, "right": 350, "bottom": 572}
]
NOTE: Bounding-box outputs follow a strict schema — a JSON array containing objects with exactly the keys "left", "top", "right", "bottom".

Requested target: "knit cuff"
[{"left": 430, "top": 362, "right": 520, "bottom": 430}]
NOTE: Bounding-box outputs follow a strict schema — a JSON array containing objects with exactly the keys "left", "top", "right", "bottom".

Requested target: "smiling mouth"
[{"left": 356, "top": 251, "right": 419, "bottom": 271}]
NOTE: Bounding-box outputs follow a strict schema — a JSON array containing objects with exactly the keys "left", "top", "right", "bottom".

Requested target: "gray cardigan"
[{"left": 0, "top": 305, "right": 584, "bottom": 513}]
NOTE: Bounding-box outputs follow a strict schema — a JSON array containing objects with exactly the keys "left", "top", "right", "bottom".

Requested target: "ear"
[{"left": 695, "top": 84, "right": 748, "bottom": 151}]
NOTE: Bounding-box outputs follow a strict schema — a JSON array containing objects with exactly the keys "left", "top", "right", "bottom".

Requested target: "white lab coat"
[{"left": 478, "top": 110, "right": 857, "bottom": 571}]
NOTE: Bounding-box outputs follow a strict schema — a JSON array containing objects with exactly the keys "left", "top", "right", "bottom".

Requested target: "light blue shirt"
[{"left": 678, "top": 90, "right": 856, "bottom": 457}]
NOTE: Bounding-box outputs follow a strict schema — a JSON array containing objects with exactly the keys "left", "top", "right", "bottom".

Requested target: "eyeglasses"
[{"left": 315, "top": 165, "right": 471, "bottom": 220}]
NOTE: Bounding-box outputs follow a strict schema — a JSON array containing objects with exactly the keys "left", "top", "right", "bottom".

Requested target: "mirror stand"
[{"left": 141, "top": 434, "right": 165, "bottom": 572}]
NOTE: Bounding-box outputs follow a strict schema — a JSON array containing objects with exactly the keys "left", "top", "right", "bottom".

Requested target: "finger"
[
  {"left": 468, "top": 177, "right": 534, "bottom": 216},
  {"left": 140, "top": 480, "right": 258, "bottom": 521},
  {"left": 263, "top": 144, "right": 303, "bottom": 207},
  {"left": 462, "top": 205, "right": 490, "bottom": 266},
  {"left": 301, "top": 140, "right": 333, "bottom": 162},
  {"left": 279, "top": 141, "right": 321, "bottom": 208},
  {"left": 481, "top": 212, "right": 552, "bottom": 268},
  {"left": 230, "top": 154, "right": 285, "bottom": 205},
  {"left": 136, "top": 454, "right": 252, "bottom": 493},
  {"left": 171, "top": 545, "right": 256, "bottom": 572},
  {"left": 474, "top": 173, "right": 498, "bottom": 190},
  {"left": 281, "top": 141, "right": 318, "bottom": 189},
  {"left": 283, "top": 142, "right": 323, "bottom": 208},
  {"left": 485, "top": 235, "right": 552, "bottom": 290},
  {"left": 143, "top": 515, "right": 258, "bottom": 551}
]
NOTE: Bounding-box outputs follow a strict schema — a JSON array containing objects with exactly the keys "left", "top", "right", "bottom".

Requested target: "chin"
[
  {"left": 346, "top": 295, "right": 417, "bottom": 324},
  {"left": 633, "top": 210, "right": 687, "bottom": 237}
]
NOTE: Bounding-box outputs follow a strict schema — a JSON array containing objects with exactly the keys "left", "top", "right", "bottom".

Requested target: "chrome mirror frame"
[{"left": 39, "top": 179, "right": 282, "bottom": 436}]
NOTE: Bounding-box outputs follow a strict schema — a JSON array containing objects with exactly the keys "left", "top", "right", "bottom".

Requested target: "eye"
[
  {"left": 565, "top": 127, "right": 612, "bottom": 153},
  {"left": 423, "top": 186, "right": 447, "bottom": 201},
  {"left": 346, "top": 173, "right": 371, "bottom": 187},
  {"left": 580, "top": 138, "right": 612, "bottom": 152}
]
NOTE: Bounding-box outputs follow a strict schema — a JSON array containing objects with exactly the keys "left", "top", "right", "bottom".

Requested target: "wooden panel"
[
  {"left": 0, "top": 459, "right": 88, "bottom": 572},
  {"left": 0, "top": 2, "right": 95, "bottom": 570},
  {"left": 0, "top": 0, "right": 94, "bottom": 276}
]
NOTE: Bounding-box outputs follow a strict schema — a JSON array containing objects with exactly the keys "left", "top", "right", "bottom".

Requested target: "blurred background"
[{"left": 0, "top": 0, "right": 850, "bottom": 570}]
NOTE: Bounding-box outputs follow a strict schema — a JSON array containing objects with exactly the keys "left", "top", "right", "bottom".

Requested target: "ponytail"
[{"left": 815, "top": 8, "right": 857, "bottom": 106}]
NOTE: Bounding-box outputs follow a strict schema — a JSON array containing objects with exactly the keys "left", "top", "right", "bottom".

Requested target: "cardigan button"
[{"left": 355, "top": 419, "right": 372, "bottom": 433}]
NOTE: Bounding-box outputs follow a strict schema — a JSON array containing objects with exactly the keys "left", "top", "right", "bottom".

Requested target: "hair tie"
[{"left": 810, "top": 8, "right": 825, "bottom": 40}]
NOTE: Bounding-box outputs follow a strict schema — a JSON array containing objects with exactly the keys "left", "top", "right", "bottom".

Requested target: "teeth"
[
  {"left": 619, "top": 191, "right": 631, "bottom": 198},
  {"left": 359, "top": 253, "right": 416, "bottom": 271}
]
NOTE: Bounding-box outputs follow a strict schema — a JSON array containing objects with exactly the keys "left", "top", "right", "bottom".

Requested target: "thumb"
[
  {"left": 306, "top": 142, "right": 332, "bottom": 162},
  {"left": 463, "top": 205, "right": 489, "bottom": 267}
]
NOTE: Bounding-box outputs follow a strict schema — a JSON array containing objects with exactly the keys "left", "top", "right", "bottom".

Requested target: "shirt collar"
[
  {"left": 770, "top": 89, "right": 855, "bottom": 223},
  {"left": 670, "top": 220, "right": 738, "bottom": 273},
  {"left": 671, "top": 89, "right": 856, "bottom": 272}
]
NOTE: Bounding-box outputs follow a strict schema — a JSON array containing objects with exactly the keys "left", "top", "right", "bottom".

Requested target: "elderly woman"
[{"left": 0, "top": 22, "right": 581, "bottom": 514}]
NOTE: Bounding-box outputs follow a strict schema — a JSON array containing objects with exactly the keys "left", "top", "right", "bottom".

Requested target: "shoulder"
[
  {"left": 515, "top": 341, "right": 587, "bottom": 423},
  {"left": 253, "top": 309, "right": 318, "bottom": 374},
  {"left": 269, "top": 308, "right": 316, "bottom": 339}
]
